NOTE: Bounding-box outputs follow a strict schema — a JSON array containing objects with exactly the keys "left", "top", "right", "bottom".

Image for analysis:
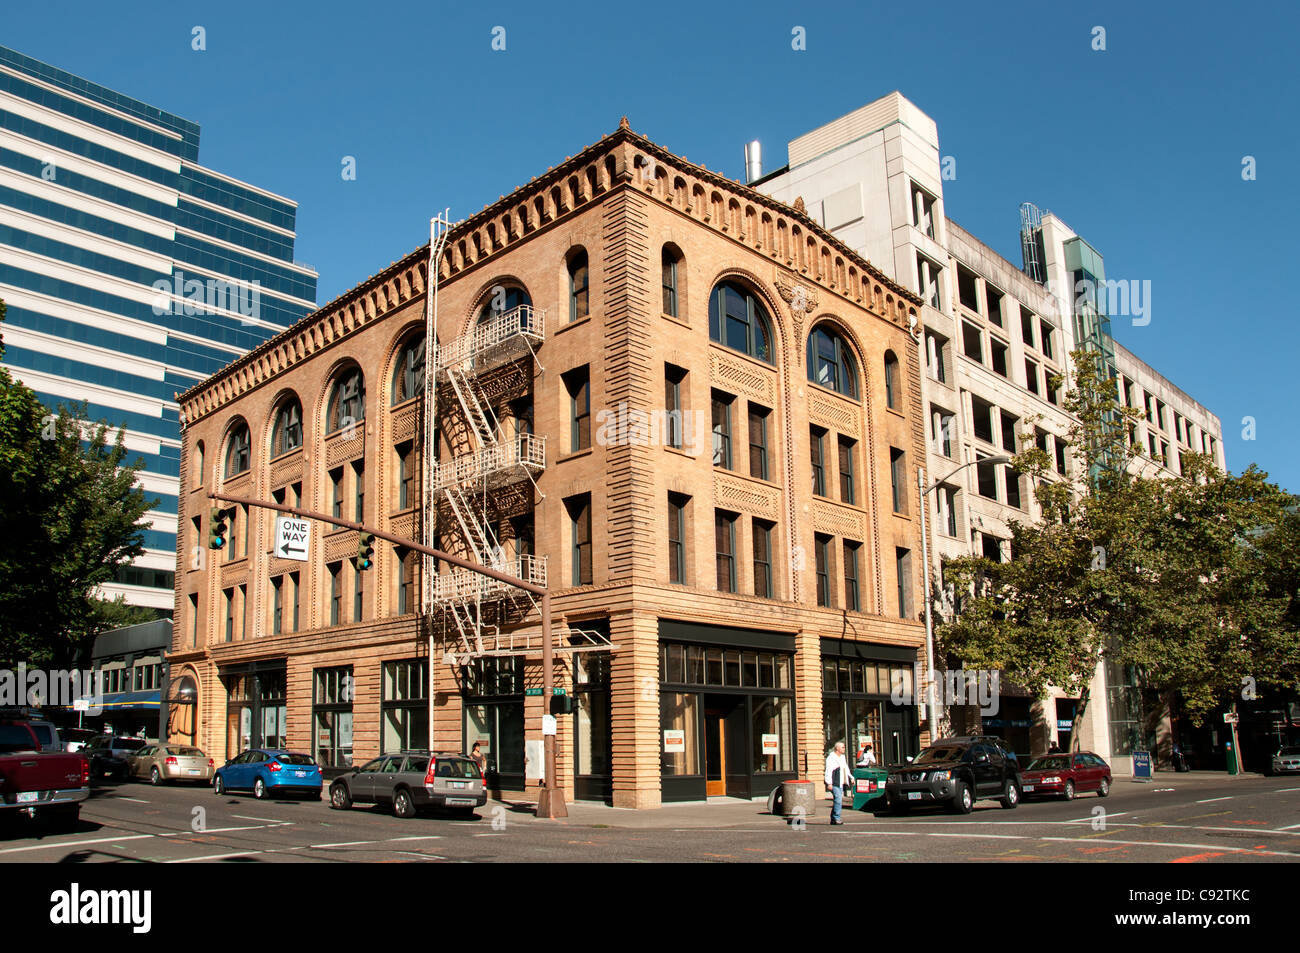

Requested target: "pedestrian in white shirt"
[{"left": 825, "top": 742, "right": 852, "bottom": 825}]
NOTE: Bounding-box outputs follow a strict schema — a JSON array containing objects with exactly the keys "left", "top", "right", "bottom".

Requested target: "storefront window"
[
  {"left": 574, "top": 653, "right": 610, "bottom": 780},
  {"left": 752, "top": 695, "right": 794, "bottom": 772},
  {"left": 381, "top": 659, "right": 428, "bottom": 753},
  {"left": 463, "top": 657, "right": 524, "bottom": 788},
  {"left": 313, "top": 666, "right": 353, "bottom": 769},
  {"left": 660, "top": 691, "right": 700, "bottom": 776}
]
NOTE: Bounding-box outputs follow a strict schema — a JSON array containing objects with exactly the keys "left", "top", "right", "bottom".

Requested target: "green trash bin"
[{"left": 851, "top": 765, "right": 889, "bottom": 812}]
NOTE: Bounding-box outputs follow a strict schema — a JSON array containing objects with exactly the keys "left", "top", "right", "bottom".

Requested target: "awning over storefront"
[{"left": 94, "top": 690, "right": 161, "bottom": 711}]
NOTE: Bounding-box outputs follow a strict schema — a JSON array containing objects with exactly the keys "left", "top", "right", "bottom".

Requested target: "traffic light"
[
  {"left": 357, "top": 531, "right": 375, "bottom": 570},
  {"left": 208, "top": 506, "right": 228, "bottom": 550},
  {"left": 550, "top": 693, "right": 575, "bottom": 715}
]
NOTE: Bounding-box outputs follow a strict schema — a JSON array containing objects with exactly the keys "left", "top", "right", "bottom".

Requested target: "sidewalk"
[{"left": 489, "top": 770, "right": 1272, "bottom": 829}]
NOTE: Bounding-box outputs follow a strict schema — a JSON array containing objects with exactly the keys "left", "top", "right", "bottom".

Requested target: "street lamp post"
[{"left": 918, "top": 453, "right": 1012, "bottom": 739}]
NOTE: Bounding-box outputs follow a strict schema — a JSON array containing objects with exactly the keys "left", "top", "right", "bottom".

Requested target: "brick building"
[{"left": 167, "top": 120, "right": 930, "bottom": 809}]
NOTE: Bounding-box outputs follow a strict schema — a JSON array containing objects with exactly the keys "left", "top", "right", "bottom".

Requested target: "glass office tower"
[{"left": 0, "top": 45, "right": 318, "bottom": 611}]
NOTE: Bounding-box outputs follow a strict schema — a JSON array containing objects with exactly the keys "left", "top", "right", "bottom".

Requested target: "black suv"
[{"left": 885, "top": 736, "right": 1021, "bottom": 814}]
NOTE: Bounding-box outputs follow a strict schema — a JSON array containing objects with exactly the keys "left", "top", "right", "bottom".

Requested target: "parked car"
[
  {"left": 125, "top": 744, "right": 215, "bottom": 785},
  {"left": 214, "top": 749, "right": 322, "bottom": 799},
  {"left": 885, "top": 736, "right": 1021, "bottom": 814},
  {"left": 1021, "top": 752, "right": 1112, "bottom": 799},
  {"left": 0, "top": 721, "right": 89, "bottom": 830},
  {"left": 329, "top": 751, "right": 486, "bottom": 818},
  {"left": 83, "top": 735, "right": 148, "bottom": 780},
  {"left": 62, "top": 728, "right": 99, "bottom": 753},
  {"left": 1271, "top": 746, "right": 1300, "bottom": 776}
]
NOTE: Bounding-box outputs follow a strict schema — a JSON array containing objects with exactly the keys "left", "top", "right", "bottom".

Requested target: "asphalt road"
[{"left": 3, "top": 774, "right": 1298, "bottom": 863}]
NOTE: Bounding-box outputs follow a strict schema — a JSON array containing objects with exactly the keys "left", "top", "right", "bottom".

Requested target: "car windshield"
[
  {"left": 913, "top": 746, "right": 965, "bottom": 764},
  {"left": 116, "top": 739, "right": 146, "bottom": 750},
  {"left": 275, "top": 753, "right": 316, "bottom": 766},
  {"left": 435, "top": 758, "right": 482, "bottom": 779},
  {"left": 0, "top": 725, "right": 38, "bottom": 753},
  {"left": 1026, "top": 756, "right": 1070, "bottom": 771},
  {"left": 170, "top": 747, "right": 204, "bottom": 756}
]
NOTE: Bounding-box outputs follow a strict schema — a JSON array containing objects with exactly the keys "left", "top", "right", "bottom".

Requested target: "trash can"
[
  {"left": 851, "top": 766, "right": 889, "bottom": 813},
  {"left": 780, "top": 779, "right": 817, "bottom": 818}
]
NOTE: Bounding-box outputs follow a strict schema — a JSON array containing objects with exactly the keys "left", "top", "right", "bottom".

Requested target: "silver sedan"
[{"left": 126, "top": 744, "right": 216, "bottom": 785}]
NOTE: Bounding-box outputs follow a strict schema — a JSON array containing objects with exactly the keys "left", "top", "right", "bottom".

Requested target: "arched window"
[
  {"left": 708, "top": 281, "right": 773, "bottom": 363},
  {"left": 391, "top": 334, "right": 425, "bottom": 405},
  {"left": 271, "top": 400, "right": 303, "bottom": 457},
  {"left": 194, "top": 440, "right": 204, "bottom": 486},
  {"left": 807, "top": 325, "right": 858, "bottom": 398},
  {"left": 884, "top": 351, "right": 900, "bottom": 410},
  {"left": 327, "top": 368, "right": 366, "bottom": 435},
  {"left": 224, "top": 423, "right": 250, "bottom": 477},
  {"left": 477, "top": 286, "right": 531, "bottom": 325},
  {"left": 662, "top": 245, "right": 682, "bottom": 317},
  {"left": 568, "top": 250, "right": 589, "bottom": 323}
]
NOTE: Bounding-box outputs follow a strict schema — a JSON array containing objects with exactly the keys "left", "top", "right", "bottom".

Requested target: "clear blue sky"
[{"left": 6, "top": 0, "right": 1296, "bottom": 489}]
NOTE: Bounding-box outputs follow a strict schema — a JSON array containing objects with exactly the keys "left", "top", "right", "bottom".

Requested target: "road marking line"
[
  {"left": 1275, "top": 822, "right": 1300, "bottom": 830},
  {"left": 0, "top": 833, "right": 155, "bottom": 854},
  {"left": 1041, "top": 836, "right": 1297, "bottom": 857},
  {"left": 1274, "top": 787, "right": 1300, "bottom": 793},
  {"left": 924, "top": 832, "right": 1024, "bottom": 839},
  {"left": 230, "top": 815, "right": 294, "bottom": 824},
  {"left": 387, "top": 835, "right": 442, "bottom": 841},
  {"left": 1196, "top": 796, "right": 1232, "bottom": 803},
  {"left": 113, "top": 797, "right": 150, "bottom": 803},
  {"left": 168, "top": 851, "right": 261, "bottom": 863}
]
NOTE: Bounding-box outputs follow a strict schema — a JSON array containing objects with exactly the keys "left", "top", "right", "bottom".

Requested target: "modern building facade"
[
  {"left": 0, "top": 45, "right": 318, "bottom": 611},
  {"left": 753, "top": 92, "right": 1224, "bottom": 771},
  {"left": 169, "top": 121, "right": 933, "bottom": 808}
]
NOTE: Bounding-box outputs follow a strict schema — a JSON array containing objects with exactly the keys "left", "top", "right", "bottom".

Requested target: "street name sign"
[{"left": 275, "top": 516, "right": 312, "bottom": 561}]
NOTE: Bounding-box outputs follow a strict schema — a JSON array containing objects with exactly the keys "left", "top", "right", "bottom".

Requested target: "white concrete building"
[{"left": 751, "top": 91, "right": 1223, "bottom": 771}]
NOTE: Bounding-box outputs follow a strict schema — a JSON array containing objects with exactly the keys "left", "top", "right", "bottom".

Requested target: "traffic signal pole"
[{"left": 208, "top": 490, "right": 568, "bottom": 818}]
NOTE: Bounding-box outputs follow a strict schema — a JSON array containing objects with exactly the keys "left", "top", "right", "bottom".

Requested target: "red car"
[{"left": 1020, "top": 752, "right": 1111, "bottom": 800}]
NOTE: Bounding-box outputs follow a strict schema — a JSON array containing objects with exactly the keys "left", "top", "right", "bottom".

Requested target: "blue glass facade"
[{"left": 0, "top": 45, "right": 318, "bottom": 610}]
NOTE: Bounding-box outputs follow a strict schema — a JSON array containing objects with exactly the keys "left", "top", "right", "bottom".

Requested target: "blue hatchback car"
[{"left": 213, "top": 749, "right": 322, "bottom": 800}]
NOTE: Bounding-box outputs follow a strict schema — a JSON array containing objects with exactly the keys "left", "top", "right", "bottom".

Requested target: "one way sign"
[{"left": 275, "top": 515, "right": 311, "bottom": 561}]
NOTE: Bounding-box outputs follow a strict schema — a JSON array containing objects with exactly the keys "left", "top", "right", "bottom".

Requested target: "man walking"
[{"left": 825, "top": 741, "right": 852, "bottom": 825}]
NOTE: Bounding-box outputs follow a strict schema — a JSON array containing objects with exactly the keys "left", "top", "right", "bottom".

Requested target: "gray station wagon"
[{"left": 328, "top": 750, "right": 486, "bottom": 818}]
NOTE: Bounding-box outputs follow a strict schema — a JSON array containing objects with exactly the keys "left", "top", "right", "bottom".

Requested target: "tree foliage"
[
  {"left": 0, "top": 298, "right": 157, "bottom": 668},
  {"left": 939, "top": 349, "right": 1300, "bottom": 735}
]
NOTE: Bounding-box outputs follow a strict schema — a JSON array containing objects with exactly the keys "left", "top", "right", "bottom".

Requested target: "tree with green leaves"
[
  {"left": 0, "top": 297, "right": 158, "bottom": 669},
  {"left": 939, "top": 348, "right": 1300, "bottom": 749}
]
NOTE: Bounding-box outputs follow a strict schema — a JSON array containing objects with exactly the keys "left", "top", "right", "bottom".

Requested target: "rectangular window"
[
  {"left": 397, "top": 442, "right": 414, "bottom": 509},
  {"left": 313, "top": 666, "right": 354, "bottom": 770},
  {"left": 1025, "top": 358, "right": 1040, "bottom": 395},
  {"left": 962, "top": 322, "right": 983, "bottom": 363},
  {"left": 1055, "top": 440, "right": 1068, "bottom": 476},
  {"left": 815, "top": 534, "right": 832, "bottom": 607},
  {"left": 752, "top": 519, "right": 774, "bottom": 599},
  {"left": 985, "top": 283, "right": 1004, "bottom": 327},
  {"left": 330, "top": 467, "right": 344, "bottom": 519},
  {"left": 226, "top": 506, "right": 237, "bottom": 560},
  {"left": 237, "top": 585, "right": 246, "bottom": 638},
  {"left": 926, "top": 331, "right": 948, "bottom": 384},
  {"left": 811, "top": 426, "right": 828, "bottom": 496},
  {"left": 1039, "top": 320, "right": 1054, "bottom": 361},
  {"left": 916, "top": 253, "right": 940, "bottom": 309},
  {"left": 668, "top": 493, "right": 688, "bottom": 585},
  {"left": 711, "top": 392, "right": 733, "bottom": 469},
  {"left": 939, "top": 485, "right": 958, "bottom": 537},
  {"left": 188, "top": 592, "right": 199, "bottom": 647},
  {"left": 911, "top": 182, "right": 936, "bottom": 239},
  {"left": 329, "top": 562, "right": 342, "bottom": 625},
  {"left": 1020, "top": 307, "right": 1036, "bottom": 349},
  {"left": 568, "top": 494, "right": 593, "bottom": 586},
  {"left": 398, "top": 551, "right": 417, "bottom": 614},
  {"left": 838, "top": 436, "right": 856, "bottom": 504},
  {"left": 932, "top": 407, "right": 954, "bottom": 458},
  {"left": 382, "top": 659, "right": 429, "bottom": 754},
  {"left": 289, "top": 572, "right": 300, "bottom": 632},
  {"left": 665, "top": 365, "right": 685, "bottom": 450},
  {"left": 843, "top": 541, "right": 861, "bottom": 612},
  {"left": 224, "top": 587, "right": 234, "bottom": 642},
  {"left": 1000, "top": 412, "right": 1019, "bottom": 453},
  {"left": 564, "top": 366, "right": 591, "bottom": 453},
  {"left": 971, "top": 396, "right": 995, "bottom": 444},
  {"left": 662, "top": 252, "right": 678, "bottom": 316},
  {"left": 977, "top": 456, "right": 999, "bottom": 500},
  {"left": 895, "top": 548, "right": 912, "bottom": 618},
  {"left": 748, "top": 404, "right": 770, "bottom": 480},
  {"left": 1006, "top": 468, "right": 1022, "bottom": 509},
  {"left": 990, "top": 339, "right": 1008, "bottom": 377},
  {"left": 715, "top": 510, "right": 737, "bottom": 593},
  {"left": 352, "top": 557, "right": 363, "bottom": 621},
  {"left": 957, "top": 265, "right": 979, "bottom": 312},
  {"left": 272, "top": 576, "right": 283, "bottom": 635},
  {"left": 890, "top": 447, "right": 907, "bottom": 514},
  {"left": 352, "top": 460, "right": 365, "bottom": 522}
]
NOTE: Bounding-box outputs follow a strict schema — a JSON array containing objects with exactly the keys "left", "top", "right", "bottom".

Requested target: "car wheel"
[
  {"left": 44, "top": 805, "right": 79, "bottom": 831},
  {"left": 1000, "top": 780, "right": 1020, "bottom": 809},
  {"left": 950, "top": 782, "right": 973, "bottom": 814},
  {"left": 150, "top": 767, "right": 162, "bottom": 786},
  {"left": 214, "top": 775, "right": 226, "bottom": 795},
  {"left": 1098, "top": 778, "right": 1110, "bottom": 798},
  {"left": 330, "top": 782, "right": 352, "bottom": 810},
  {"left": 1063, "top": 780, "right": 1076, "bottom": 801},
  {"left": 253, "top": 777, "right": 268, "bottom": 800},
  {"left": 393, "top": 788, "right": 416, "bottom": 819}
]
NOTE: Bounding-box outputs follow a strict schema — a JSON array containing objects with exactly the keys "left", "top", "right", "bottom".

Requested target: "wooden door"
[{"left": 705, "top": 709, "right": 726, "bottom": 796}]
